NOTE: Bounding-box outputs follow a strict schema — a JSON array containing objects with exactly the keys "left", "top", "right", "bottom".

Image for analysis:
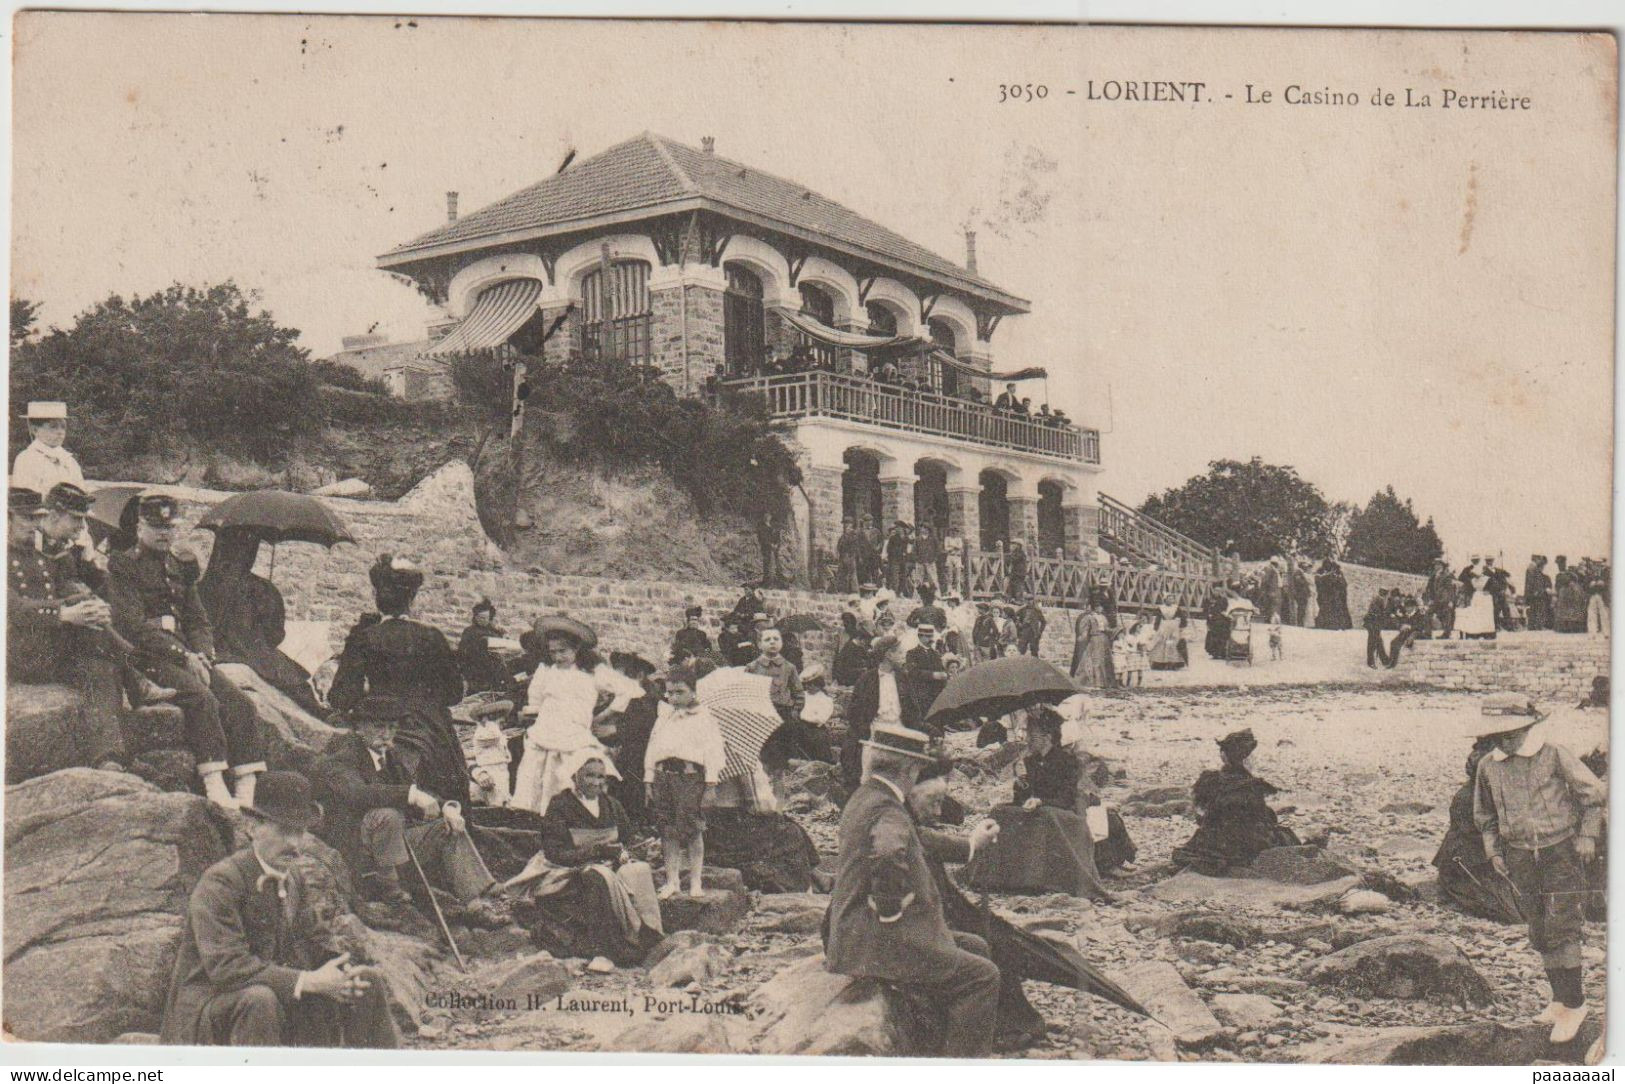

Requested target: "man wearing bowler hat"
[
  {"left": 309, "top": 694, "right": 504, "bottom": 925},
  {"left": 160, "top": 771, "right": 399, "bottom": 1048},
  {"left": 824, "top": 723, "right": 1002, "bottom": 1057},
  {"left": 6, "top": 486, "right": 129, "bottom": 776},
  {"left": 11, "top": 400, "right": 85, "bottom": 497},
  {"left": 108, "top": 492, "right": 266, "bottom": 808}
]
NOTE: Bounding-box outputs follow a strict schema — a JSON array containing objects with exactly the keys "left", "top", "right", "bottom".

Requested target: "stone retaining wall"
[
  {"left": 1239, "top": 559, "right": 1427, "bottom": 625},
  {"left": 1394, "top": 635, "right": 1610, "bottom": 701}
]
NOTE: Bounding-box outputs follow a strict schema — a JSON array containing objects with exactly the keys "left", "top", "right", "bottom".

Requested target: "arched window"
[
  {"left": 865, "top": 302, "right": 897, "bottom": 337},
  {"left": 928, "top": 317, "right": 957, "bottom": 353},
  {"left": 724, "top": 263, "right": 765, "bottom": 375},
  {"left": 581, "top": 260, "right": 652, "bottom": 366},
  {"left": 799, "top": 283, "right": 836, "bottom": 327}
]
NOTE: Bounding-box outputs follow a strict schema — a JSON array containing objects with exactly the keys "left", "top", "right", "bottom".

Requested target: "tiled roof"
[{"left": 380, "top": 133, "right": 1026, "bottom": 310}]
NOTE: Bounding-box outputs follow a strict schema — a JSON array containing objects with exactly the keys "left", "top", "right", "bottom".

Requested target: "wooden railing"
[
  {"left": 1097, "top": 492, "right": 1219, "bottom": 574},
  {"left": 965, "top": 549, "right": 1216, "bottom": 616},
  {"left": 718, "top": 372, "right": 1100, "bottom": 463}
]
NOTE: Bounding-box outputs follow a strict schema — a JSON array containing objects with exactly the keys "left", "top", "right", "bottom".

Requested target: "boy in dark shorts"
[{"left": 643, "top": 666, "right": 726, "bottom": 898}]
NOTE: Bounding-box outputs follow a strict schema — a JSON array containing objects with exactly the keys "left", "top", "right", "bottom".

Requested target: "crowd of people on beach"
[{"left": 6, "top": 397, "right": 1609, "bottom": 1057}]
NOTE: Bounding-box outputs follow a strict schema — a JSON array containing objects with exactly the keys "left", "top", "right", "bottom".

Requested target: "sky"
[{"left": 11, "top": 17, "right": 1615, "bottom": 562}]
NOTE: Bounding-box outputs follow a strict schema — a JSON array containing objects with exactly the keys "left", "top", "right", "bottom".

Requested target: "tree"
[
  {"left": 7, "top": 282, "right": 380, "bottom": 468},
  {"left": 10, "top": 297, "right": 41, "bottom": 347},
  {"left": 1140, "top": 457, "right": 1336, "bottom": 560},
  {"left": 1342, "top": 486, "right": 1444, "bottom": 573}
]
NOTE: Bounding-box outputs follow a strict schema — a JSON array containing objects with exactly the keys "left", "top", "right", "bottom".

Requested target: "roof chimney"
[
  {"left": 964, "top": 229, "right": 978, "bottom": 274},
  {"left": 701, "top": 136, "right": 715, "bottom": 155},
  {"left": 446, "top": 191, "right": 459, "bottom": 223}
]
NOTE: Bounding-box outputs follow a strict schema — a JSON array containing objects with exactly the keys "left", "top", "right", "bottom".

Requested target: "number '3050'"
[{"left": 998, "top": 84, "right": 1049, "bottom": 102}]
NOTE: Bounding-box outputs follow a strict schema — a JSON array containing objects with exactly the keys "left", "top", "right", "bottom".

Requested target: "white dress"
[
  {"left": 1456, "top": 572, "right": 1497, "bottom": 636},
  {"left": 513, "top": 664, "right": 606, "bottom": 814}
]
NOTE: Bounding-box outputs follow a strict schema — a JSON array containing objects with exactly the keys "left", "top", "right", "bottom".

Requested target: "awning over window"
[
  {"left": 928, "top": 348, "right": 1047, "bottom": 382},
  {"left": 426, "top": 278, "right": 543, "bottom": 357},
  {"left": 779, "top": 307, "right": 923, "bottom": 351}
]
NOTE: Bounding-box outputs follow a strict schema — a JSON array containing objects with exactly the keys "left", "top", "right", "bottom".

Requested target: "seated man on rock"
[
  {"left": 308, "top": 694, "right": 506, "bottom": 927},
  {"left": 6, "top": 486, "right": 129, "bottom": 776},
  {"left": 108, "top": 493, "right": 267, "bottom": 808},
  {"left": 1171, "top": 728, "right": 1299, "bottom": 875},
  {"left": 160, "top": 771, "right": 399, "bottom": 1048},
  {"left": 824, "top": 723, "right": 1002, "bottom": 1058}
]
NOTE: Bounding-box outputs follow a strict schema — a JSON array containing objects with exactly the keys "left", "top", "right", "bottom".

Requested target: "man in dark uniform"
[
  {"left": 160, "top": 771, "right": 399, "bottom": 1048},
  {"left": 108, "top": 492, "right": 266, "bottom": 809},
  {"left": 669, "top": 605, "right": 712, "bottom": 666},
  {"left": 903, "top": 623, "right": 950, "bottom": 733},
  {"left": 6, "top": 487, "right": 128, "bottom": 776},
  {"left": 824, "top": 724, "right": 1002, "bottom": 1057}
]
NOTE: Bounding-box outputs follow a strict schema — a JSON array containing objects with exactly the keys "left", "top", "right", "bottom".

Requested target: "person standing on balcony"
[
  {"left": 1016, "top": 397, "right": 1033, "bottom": 416},
  {"left": 994, "top": 383, "right": 1018, "bottom": 411},
  {"left": 914, "top": 523, "right": 944, "bottom": 593},
  {"left": 1006, "top": 540, "right": 1030, "bottom": 599},
  {"left": 885, "top": 521, "right": 914, "bottom": 597},
  {"left": 836, "top": 519, "right": 862, "bottom": 594},
  {"left": 859, "top": 515, "right": 883, "bottom": 587}
]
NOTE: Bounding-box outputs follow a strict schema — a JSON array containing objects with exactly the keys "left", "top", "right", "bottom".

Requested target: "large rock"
[
  {"left": 334, "top": 917, "right": 440, "bottom": 1033},
  {"left": 649, "top": 940, "right": 730, "bottom": 988},
  {"left": 754, "top": 892, "right": 828, "bottom": 935},
  {"left": 6, "top": 684, "right": 102, "bottom": 784},
  {"left": 750, "top": 954, "right": 908, "bottom": 1056},
  {"left": 1305, "top": 935, "right": 1493, "bottom": 1006},
  {"left": 782, "top": 759, "right": 840, "bottom": 799},
  {"left": 1247, "top": 845, "right": 1361, "bottom": 885},
  {"left": 1110, "top": 961, "right": 1223, "bottom": 1046},
  {"left": 4, "top": 769, "right": 230, "bottom": 1042},
  {"left": 311, "top": 478, "right": 372, "bottom": 499},
  {"left": 216, "top": 662, "right": 342, "bottom": 770},
  {"left": 1210, "top": 992, "right": 1283, "bottom": 1029},
  {"left": 659, "top": 886, "right": 750, "bottom": 935},
  {"left": 1303, "top": 1019, "right": 1603, "bottom": 1065},
  {"left": 1152, "top": 869, "right": 1361, "bottom": 909},
  {"left": 1149, "top": 910, "right": 1262, "bottom": 947}
]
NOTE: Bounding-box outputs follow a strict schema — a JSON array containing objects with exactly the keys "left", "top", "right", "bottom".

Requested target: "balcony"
[{"left": 716, "top": 371, "right": 1100, "bottom": 463}]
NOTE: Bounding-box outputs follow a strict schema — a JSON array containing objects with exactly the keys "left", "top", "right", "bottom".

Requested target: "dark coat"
[
  {"left": 1314, "top": 567, "right": 1353, "bottom": 630},
  {"left": 456, "top": 623, "right": 513, "bottom": 694},
  {"left": 839, "top": 667, "right": 922, "bottom": 790},
  {"left": 199, "top": 567, "right": 318, "bottom": 712},
  {"left": 307, "top": 731, "right": 417, "bottom": 874},
  {"left": 159, "top": 848, "right": 336, "bottom": 1045},
  {"left": 1013, "top": 745, "right": 1081, "bottom": 810},
  {"left": 8, "top": 542, "right": 74, "bottom": 676},
  {"left": 903, "top": 644, "right": 947, "bottom": 723},
  {"left": 108, "top": 546, "right": 213, "bottom": 665},
  {"left": 329, "top": 615, "right": 469, "bottom": 805},
  {"left": 540, "top": 790, "right": 633, "bottom": 866},
  {"left": 823, "top": 778, "right": 970, "bottom": 983},
  {"left": 669, "top": 626, "right": 712, "bottom": 663}
]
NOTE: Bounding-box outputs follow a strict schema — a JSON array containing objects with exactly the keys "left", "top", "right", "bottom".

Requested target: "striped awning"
[{"left": 426, "top": 278, "right": 543, "bottom": 357}]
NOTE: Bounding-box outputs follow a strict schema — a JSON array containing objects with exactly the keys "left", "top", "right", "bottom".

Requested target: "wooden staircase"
[{"left": 1097, "top": 493, "right": 1221, "bottom": 575}]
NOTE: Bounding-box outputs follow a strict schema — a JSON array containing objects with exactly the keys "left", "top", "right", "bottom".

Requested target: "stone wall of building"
[
  {"left": 1393, "top": 636, "right": 1610, "bottom": 702},
  {"left": 1239, "top": 559, "right": 1426, "bottom": 624},
  {"left": 137, "top": 463, "right": 1094, "bottom": 675}
]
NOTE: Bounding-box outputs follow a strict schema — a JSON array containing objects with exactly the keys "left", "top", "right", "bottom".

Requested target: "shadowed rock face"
[
  {"left": 1304, "top": 1019, "right": 1603, "bottom": 1065},
  {"left": 3, "top": 769, "right": 230, "bottom": 1043},
  {"left": 1306, "top": 935, "right": 1493, "bottom": 1006}
]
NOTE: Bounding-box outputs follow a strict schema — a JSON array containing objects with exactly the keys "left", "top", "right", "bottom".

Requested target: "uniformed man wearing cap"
[
  {"left": 107, "top": 492, "right": 267, "bottom": 808},
  {"left": 824, "top": 724, "right": 1002, "bottom": 1057},
  {"left": 11, "top": 401, "right": 85, "bottom": 497},
  {"left": 6, "top": 486, "right": 128, "bottom": 776}
]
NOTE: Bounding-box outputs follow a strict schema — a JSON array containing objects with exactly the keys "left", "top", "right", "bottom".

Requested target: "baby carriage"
[{"left": 1225, "top": 600, "right": 1255, "bottom": 664}]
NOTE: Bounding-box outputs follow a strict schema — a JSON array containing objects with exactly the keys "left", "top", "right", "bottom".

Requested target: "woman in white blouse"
[{"left": 513, "top": 614, "right": 627, "bottom": 815}]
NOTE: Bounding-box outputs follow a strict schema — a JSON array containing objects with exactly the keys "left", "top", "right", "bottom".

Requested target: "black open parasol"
[
  {"left": 198, "top": 490, "right": 356, "bottom": 547},
  {"left": 925, "top": 655, "right": 1078, "bottom": 727}
]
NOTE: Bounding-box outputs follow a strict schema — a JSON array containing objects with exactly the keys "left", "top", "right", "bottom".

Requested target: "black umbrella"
[
  {"left": 198, "top": 490, "right": 355, "bottom": 547},
  {"left": 86, "top": 485, "right": 144, "bottom": 549},
  {"left": 776, "top": 613, "right": 825, "bottom": 634},
  {"left": 926, "top": 655, "right": 1077, "bottom": 727}
]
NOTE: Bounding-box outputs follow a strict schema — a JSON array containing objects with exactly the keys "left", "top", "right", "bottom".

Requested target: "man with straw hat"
[
  {"left": 1472, "top": 693, "right": 1606, "bottom": 1044},
  {"left": 160, "top": 771, "right": 399, "bottom": 1048},
  {"left": 824, "top": 723, "right": 1002, "bottom": 1057}
]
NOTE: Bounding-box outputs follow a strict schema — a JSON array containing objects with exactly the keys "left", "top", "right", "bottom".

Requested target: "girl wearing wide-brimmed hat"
[{"left": 513, "top": 614, "right": 610, "bottom": 815}]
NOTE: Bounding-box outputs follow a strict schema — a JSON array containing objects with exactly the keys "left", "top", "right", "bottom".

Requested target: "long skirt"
[
  {"left": 962, "top": 805, "right": 1113, "bottom": 900},
  {"left": 517, "top": 860, "right": 663, "bottom": 965},
  {"left": 1073, "top": 634, "right": 1112, "bottom": 688},
  {"left": 1456, "top": 593, "right": 1497, "bottom": 637},
  {"left": 1204, "top": 614, "right": 1231, "bottom": 658}
]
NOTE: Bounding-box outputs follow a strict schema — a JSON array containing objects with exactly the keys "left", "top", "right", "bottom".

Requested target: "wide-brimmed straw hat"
[
  {"left": 531, "top": 614, "right": 598, "bottom": 650},
  {"left": 862, "top": 723, "right": 938, "bottom": 763},
  {"left": 1469, "top": 693, "right": 1546, "bottom": 737}
]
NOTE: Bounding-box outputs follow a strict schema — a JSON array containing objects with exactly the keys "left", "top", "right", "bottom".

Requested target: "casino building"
[{"left": 378, "top": 133, "right": 1218, "bottom": 609}]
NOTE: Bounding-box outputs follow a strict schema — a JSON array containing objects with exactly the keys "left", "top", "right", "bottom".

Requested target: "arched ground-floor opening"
[
  {"left": 979, "top": 470, "right": 1011, "bottom": 552},
  {"left": 914, "top": 460, "right": 950, "bottom": 538},
  {"left": 1037, "top": 479, "right": 1066, "bottom": 558},
  {"left": 842, "top": 449, "right": 883, "bottom": 531}
]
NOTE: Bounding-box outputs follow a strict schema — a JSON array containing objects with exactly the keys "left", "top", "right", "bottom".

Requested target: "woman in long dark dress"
[
  {"left": 1314, "top": 560, "right": 1353, "bottom": 630},
  {"left": 197, "top": 527, "right": 324, "bottom": 716},
  {"left": 456, "top": 598, "right": 516, "bottom": 695},
  {"left": 514, "top": 750, "right": 662, "bottom": 965},
  {"left": 1171, "top": 728, "right": 1298, "bottom": 875},
  {"left": 1203, "top": 585, "right": 1232, "bottom": 659},
  {"left": 1014, "top": 709, "right": 1138, "bottom": 873},
  {"left": 329, "top": 554, "right": 470, "bottom": 805}
]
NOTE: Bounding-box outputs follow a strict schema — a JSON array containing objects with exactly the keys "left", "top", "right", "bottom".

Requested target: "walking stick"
[{"left": 405, "top": 836, "right": 467, "bottom": 971}]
